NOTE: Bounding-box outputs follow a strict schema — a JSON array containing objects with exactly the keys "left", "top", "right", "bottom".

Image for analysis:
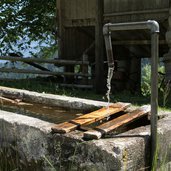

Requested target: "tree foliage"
[{"left": 0, "top": 0, "right": 56, "bottom": 56}]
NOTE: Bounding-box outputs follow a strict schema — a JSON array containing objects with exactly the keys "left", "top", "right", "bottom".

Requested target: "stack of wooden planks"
[{"left": 51, "top": 102, "right": 150, "bottom": 140}]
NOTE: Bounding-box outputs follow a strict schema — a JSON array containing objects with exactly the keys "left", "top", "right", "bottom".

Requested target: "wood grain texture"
[
  {"left": 51, "top": 102, "right": 130, "bottom": 133},
  {"left": 84, "top": 105, "right": 150, "bottom": 140}
]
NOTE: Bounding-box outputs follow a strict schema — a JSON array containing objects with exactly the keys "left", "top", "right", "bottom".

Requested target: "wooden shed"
[{"left": 56, "top": 0, "right": 171, "bottom": 93}]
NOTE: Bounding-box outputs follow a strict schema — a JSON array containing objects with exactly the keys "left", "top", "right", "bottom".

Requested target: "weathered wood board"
[
  {"left": 84, "top": 105, "right": 150, "bottom": 140},
  {"left": 51, "top": 102, "right": 130, "bottom": 134},
  {"left": 60, "top": 0, "right": 96, "bottom": 27},
  {"left": 104, "top": 0, "right": 169, "bottom": 14}
]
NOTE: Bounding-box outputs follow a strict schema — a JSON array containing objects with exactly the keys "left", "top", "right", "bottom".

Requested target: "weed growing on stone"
[{"left": 43, "top": 155, "right": 57, "bottom": 171}]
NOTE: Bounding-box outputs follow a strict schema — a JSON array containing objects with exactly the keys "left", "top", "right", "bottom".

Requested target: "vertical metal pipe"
[
  {"left": 104, "top": 31, "right": 115, "bottom": 68},
  {"left": 151, "top": 32, "right": 159, "bottom": 167}
]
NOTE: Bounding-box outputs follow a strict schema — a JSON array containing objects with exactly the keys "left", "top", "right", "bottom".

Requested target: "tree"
[{"left": 0, "top": 0, "right": 56, "bottom": 57}]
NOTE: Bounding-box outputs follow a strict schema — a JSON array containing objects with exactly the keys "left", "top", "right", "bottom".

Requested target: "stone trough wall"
[{"left": 0, "top": 86, "right": 171, "bottom": 170}]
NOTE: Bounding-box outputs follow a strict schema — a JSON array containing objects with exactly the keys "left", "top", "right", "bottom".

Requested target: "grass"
[{"left": 0, "top": 77, "right": 170, "bottom": 109}]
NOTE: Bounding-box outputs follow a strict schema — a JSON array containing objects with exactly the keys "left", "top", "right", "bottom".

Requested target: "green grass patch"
[{"left": 0, "top": 78, "right": 170, "bottom": 111}]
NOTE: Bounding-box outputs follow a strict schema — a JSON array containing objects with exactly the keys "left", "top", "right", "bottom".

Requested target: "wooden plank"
[
  {"left": 0, "top": 56, "right": 89, "bottom": 65},
  {"left": 25, "top": 62, "right": 50, "bottom": 71},
  {"left": 0, "top": 96, "right": 32, "bottom": 106},
  {"left": 0, "top": 68, "right": 91, "bottom": 77},
  {"left": 0, "top": 96, "right": 17, "bottom": 104},
  {"left": 84, "top": 105, "right": 150, "bottom": 140},
  {"left": 104, "top": 8, "right": 169, "bottom": 18},
  {"left": 112, "top": 40, "right": 167, "bottom": 45},
  {"left": 104, "top": 0, "right": 169, "bottom": 14},
  {"left": 64, "top": 0, "right": 96, "bottom": 21},
  {"left": 51, "top": 102, "right": 130, "bottom": 134},
  {"left": 59, "top": 84, "right": 93, "bottom": 89}
]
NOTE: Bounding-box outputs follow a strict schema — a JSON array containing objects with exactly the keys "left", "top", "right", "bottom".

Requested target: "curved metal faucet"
[{"left": 103, "top": 20, "right": 159, "bottom": 169}]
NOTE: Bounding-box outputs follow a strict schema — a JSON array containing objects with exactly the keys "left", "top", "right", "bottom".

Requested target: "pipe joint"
[
  {"left": 147, "top": 20, "right": 160, "bottom": 33},
  {"left": 103, "top": 23, "right": 112, "bottom": 36}
]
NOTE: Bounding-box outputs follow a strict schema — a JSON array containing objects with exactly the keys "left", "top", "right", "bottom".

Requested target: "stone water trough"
[{"left": 0, "top": 86, "right": 171, "bottom": 171}]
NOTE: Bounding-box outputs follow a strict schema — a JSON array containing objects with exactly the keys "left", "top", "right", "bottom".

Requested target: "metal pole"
[
  {"left": 103, "top": 20, "right": 159, "bottom": 169},
  {"left": 104, "top": 30, "right": 114, "bottom": 68},
  {"left": 151, "top": 32, "right": 159, "bottom": 168}
]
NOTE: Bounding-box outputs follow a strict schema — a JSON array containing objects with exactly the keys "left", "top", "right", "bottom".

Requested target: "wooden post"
[
  {"left": 82, "top": 53, "right": 89, "bottom": 85},
  {"left": 127, "top": 57, "right": 141, "bottom": 93},
  {"left": 163, "top": 7, "right": 171, "bottom": 81},
  {"left": 56, "top": 0, "right": 65, "bottom": 59},
  {"left": 57, "top": 0, "right": 74, "bottom": 83},
  {"left": 95, "top": 0, "right": 104, "bottom": 93}
]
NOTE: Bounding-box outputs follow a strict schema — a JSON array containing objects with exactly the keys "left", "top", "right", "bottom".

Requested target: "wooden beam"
[
  {"left": 57, "top": 0, "right": 65, "bottom": 59},
  {"left": 0, "top": 96, "right": 31, "bottom": 106},
  {"left": 127, "top": 57, "right": 141, "bottom": 92},
  {"left": 24, "top": 62, "right": 50, "bottom": 71},
  {"left": 104, "top": 8, "right": 169, "bottom": 18},
  {"left": 112, "top": 40, "right": 167, "bottom": 45},
  {"left": 95, "top": 0, "right": 104, "bottom": 93},
  {"left": 0, "top": 68, "right": 91, "bottom": 77},
  {"left": 0, "top": 56, "right": 89, "bottom": 65},
  {"left": 76, "top": 27, "right": 95, "bottom": 40},
  {"left": 59, "top": 84, "right": 93, "bottom": 89},
  {"left": 118, "top": 42, "right": 150, "bottom": 58},
  {"left": 84, "top": 105, "right": 150, "bottom": 140},
  {"left": 0, "top": 96, "right": 17, "bottom": 104},
  {"left": 51, "top": 102, "right": 130, "bottom": 134}
]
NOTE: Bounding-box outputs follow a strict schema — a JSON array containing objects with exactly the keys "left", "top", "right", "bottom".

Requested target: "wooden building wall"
[
  {"left": 57, "top": 0, "right": 96, "bottom": 60},
  {"left": 57, "top": 0, "right": 170, "bottom": 60},
  {"left": 104, "top": 0, "right": 170, "bottom": 23},
  {"left": 58, "top": 0, "right": 170, "bottom": 27},
  {"left": 57, "top": 0, "right": 171, "bottom": 92},
  {"left": 105, "top": 0, "right": 169, "bottom": 12},
  {"left": 62, "top": 0, "right": 96, "bottom": 27}
]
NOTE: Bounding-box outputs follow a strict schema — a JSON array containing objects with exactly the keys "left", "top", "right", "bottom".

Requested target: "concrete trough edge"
[{"left": 0, "top": 86, "right": 109, "bottom": 110}]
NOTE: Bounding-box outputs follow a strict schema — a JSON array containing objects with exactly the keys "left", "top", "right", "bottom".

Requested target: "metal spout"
[
  {"left": 103, "top": 25, "right": 114, "bottom": 68},
  {"left": 103, "top": 20, "right": 159, "bottom": 169}
]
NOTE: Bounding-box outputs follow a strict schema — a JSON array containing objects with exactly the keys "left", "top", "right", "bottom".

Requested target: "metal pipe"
[
  {"left": 151, "top": 32, "right": 159, "bottom": 168},
  {"left": 103, "top": 20, "right": 159, "bottom": 33},
  {"left": 104, "top": 30, "right": 114, "bottom": 68},
  {"left": 103, "top": 20, "right": 159, "bottom": 168}
]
